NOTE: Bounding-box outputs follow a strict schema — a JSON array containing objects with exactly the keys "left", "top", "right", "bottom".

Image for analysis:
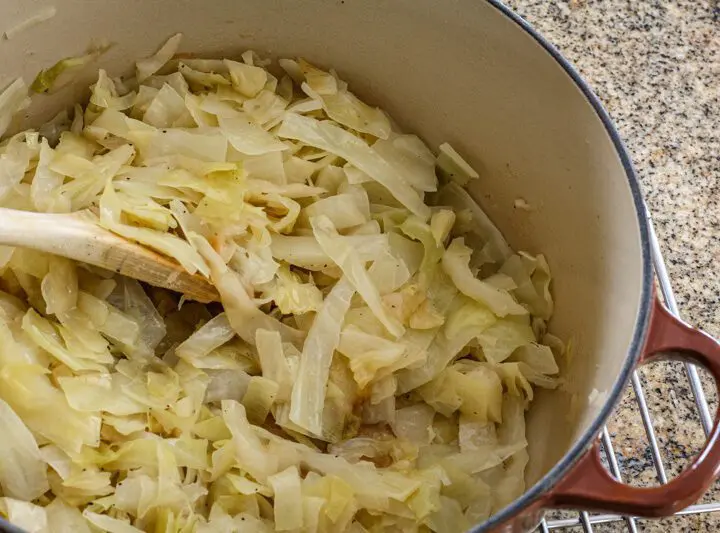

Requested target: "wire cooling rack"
[{"left": 535, "top": 210, "right": 720, "bottom": 532}]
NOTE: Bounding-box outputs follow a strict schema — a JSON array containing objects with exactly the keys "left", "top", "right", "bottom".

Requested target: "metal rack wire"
[{"left": 536, "top": 210, "right": 720, "bottom": 532}]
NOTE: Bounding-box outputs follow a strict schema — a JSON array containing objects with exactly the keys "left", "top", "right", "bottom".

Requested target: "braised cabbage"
[{"left": 0, "top": 34, "right": 563, "bottom": 533}]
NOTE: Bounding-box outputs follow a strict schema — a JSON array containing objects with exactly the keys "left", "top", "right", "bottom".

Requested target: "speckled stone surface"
[{"left": 501, "top": 0, "right": 720, "bottom": 531}]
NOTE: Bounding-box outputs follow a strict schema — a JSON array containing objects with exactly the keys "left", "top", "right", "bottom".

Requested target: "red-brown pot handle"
[{"left": 547, "top": 296, "right": 720, "bottom": 517}]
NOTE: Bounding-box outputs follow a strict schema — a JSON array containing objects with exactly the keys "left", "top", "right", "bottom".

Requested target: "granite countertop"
[{"left": 503, "top": 0, "right": 720, "bottom": 531}]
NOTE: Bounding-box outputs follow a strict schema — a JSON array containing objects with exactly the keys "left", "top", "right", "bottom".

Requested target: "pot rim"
[{"left": 472, "top": 1, "right": 654, "bottom": 531}]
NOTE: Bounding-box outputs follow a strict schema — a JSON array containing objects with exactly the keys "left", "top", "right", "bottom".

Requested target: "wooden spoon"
[{"left": 0, "top": 207, "right": 220, "bottom": 303}]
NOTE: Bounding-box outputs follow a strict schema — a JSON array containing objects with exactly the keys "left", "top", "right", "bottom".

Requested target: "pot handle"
[{"left": 547, "top": 296, "right": 720, "bottom": 517}]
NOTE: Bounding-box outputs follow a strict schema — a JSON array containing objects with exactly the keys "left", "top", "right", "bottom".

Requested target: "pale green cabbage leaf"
[
  {"left": 442, "top": 238, "right": 527, "bottom": 317},
  {"left": 278, "top": 113, "right": 430, "bottom": 219},
  {"left": 290, "top": 277, "right": 354, "bottom": 437},
  {"left": 0, "top": 399, "right": 49, "bottom": 501}
]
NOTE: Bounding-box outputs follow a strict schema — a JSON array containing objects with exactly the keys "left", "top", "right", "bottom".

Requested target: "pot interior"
[{"left": 0, "top": 0, "right": 649, "bottom": 522}]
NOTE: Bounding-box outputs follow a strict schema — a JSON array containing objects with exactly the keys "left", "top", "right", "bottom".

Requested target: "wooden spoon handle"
[{"left": 0, "top": 208, "right": 219, "bottom": 303}]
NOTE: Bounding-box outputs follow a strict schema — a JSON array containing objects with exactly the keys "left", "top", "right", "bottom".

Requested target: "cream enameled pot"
[{"left": 0, "top": 1, "right": 719, "bottom": 532}]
